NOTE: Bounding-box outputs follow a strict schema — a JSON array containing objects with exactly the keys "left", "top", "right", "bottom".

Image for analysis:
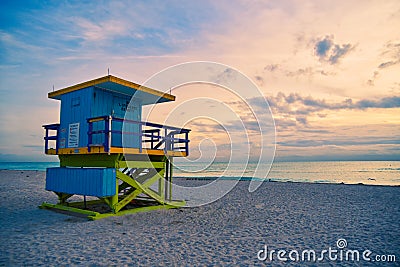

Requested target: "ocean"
[
  {"left": 174, "top": 161, "right": 400, "bottom": 186},
  {"left": 1, "top": 161, "right": 399, "bottom": 186},
  {"left": 0, "top": 162, "right": 59, "bottom": 171}
]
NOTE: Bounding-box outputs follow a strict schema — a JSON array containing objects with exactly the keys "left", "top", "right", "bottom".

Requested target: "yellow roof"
[{"left": 48, "top": 75, "right": 175, "bottom": 104}]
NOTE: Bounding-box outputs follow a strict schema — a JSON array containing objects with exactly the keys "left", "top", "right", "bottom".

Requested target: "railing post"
[
  {"left": 139, "top": 122, "right": 142, "bottom": 153},
  {"left": 150, "top": 131, "right": 154, "bottom": 149},
  {"left": 55, "top": 126, "right": 59, "bottom": 154},
  {"left": 104, "top": 117, "right": 108, "bottom": 152},
  {"left": 104, "top": 116, "right": 112, "bottom": 154},
  {"left": 169, "top": 157, "right": 173, "bottom": 201},
  {"left": 88, "top": 120, "right": 93, "bottom": 152},
  {"left": 185, "top": 131, "right": 189, "bottom": 156},
  {"left": 164, "top": 128, "right": 168, "bottom": 153},
  {"left": 44, "top": 128, "right": 49, "bottom": 154},
  {"left": 171, "top": 133, "right": 175, "bottom": 151},
  {"left": 107, "top": 116, "right": 112, "bottom": 154}
]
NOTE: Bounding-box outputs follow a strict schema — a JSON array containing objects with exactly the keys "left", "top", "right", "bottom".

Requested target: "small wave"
[
  {"left": 175, "top": 176, "right": 267, "bottom": 181},
  {"left": 313, "top": 180, "right": 332, "bottom": 184},
  {"left": 377, "top": 168, "right": 400, "bottom": 171}
]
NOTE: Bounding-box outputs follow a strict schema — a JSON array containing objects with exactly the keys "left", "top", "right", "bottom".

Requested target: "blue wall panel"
[
  {"left": 91, "top": 88, "right": 112, "bottom": 146},
  {"left": 91, "top": 88, "right": 141, "bottom": 148},
  {"left": 57, "top": 86, "right": 143, "bottom": 149},
  {"left": 59, "top": 87, "right": 92, "bottom": 149},
  {"left": 46, "top": 167, "right": 116, "bottom": 197}
]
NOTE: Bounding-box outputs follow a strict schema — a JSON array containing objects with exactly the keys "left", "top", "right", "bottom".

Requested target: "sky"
[{"left": 0, "top": 0, "right": 399, "bottom": 162}]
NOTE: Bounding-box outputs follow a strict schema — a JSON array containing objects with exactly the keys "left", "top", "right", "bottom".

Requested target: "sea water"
[
  {"left": 0, "top": 161, "right": 399, "bottom": 186},
  {"left": 0, "top": 162, "right": 59, "bottom": 171},
  {"left": 173, "top": 161, "right": 400, "bottom": 186}
]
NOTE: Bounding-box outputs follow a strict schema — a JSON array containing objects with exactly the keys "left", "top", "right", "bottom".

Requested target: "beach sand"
[{"left": 0, "top": 170, "right": 399, "bottom": 266}]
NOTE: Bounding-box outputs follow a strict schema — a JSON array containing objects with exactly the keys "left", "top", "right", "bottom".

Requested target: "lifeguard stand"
[{"left": 40, "top": 75, "right": 190, "bottom": 220}]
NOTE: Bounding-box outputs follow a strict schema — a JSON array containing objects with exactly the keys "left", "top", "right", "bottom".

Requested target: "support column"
[
  {"left": 159, "top": 169, "right": 165, "bottom": 202},
  {"left": 110, "top": 178, "right": 119, "bottom": 212},
  {"left": 169, "top": 157, "right": 173, "bottom": 201},
  {"left": 165, "top": 156, "right": 169, "bottom": 200}
]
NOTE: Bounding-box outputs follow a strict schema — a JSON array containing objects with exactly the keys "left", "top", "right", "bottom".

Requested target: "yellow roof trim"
[{"left": 48, "top": 75, "right": 175, "bottom": 101}]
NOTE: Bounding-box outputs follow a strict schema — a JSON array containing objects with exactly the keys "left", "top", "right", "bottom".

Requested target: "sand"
[{"left": 0, "top": 170, "right": 399, "bottom": 266}]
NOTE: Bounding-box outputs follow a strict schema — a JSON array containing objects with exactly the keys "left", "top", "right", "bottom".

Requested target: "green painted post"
[
  {"left": 165, "top": 156, "right": 169, "bottom": 200},
  {"left": 159, "top": 167, "right": 165, "bottom": 201},
  {"left": 169, "top": 157, "right": 173, "bottom": 201},
  {"left": 110, "top": 176, "right": 119, "bottom": 213}
]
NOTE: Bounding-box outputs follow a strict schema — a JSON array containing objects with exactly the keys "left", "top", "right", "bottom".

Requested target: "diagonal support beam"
[
  {"left": 114, "top": 188, "right": 142, "bottom": 212},
  {"left": 113, "top": 170, "right": 165, "bottom": 212}
]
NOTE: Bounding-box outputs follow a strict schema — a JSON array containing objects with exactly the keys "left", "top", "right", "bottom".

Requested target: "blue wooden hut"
[{"left": 40, "top": 75, "right": 190, "bottom": 219}]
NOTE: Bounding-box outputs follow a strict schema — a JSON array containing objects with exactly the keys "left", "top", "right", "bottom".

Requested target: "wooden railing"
[
  {"left": 87, "top": 116, "right": 190, "bottom": 155},
  {"left": 43, "top": 123, "right": 60, "bottom": 154},
  {"left": 43, "top": 117, "right": 190, "bottom": 155}
]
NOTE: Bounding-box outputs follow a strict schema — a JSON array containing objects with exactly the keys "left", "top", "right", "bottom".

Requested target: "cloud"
[
  {"left": 231, "top": 93, "right": 400, "bottom": 134},
  {"left": 226, "top": 93, "right": 400, "bottom": 143},
  {"left": 74, "top": 17, "right": 128, "bottom": 42},
  {"left": 356, "top": 96, "right": 400, "bottom": 108},
  {"left": 314, "top": 35, "right": 354, "bottom": 64},
  {"left": 278, "top": 138, "right": 400, "bottom": 147},
  {"left": 261, "top": 93, "right": 400, "bottom": 116},
  {"left": 367, "top": 71, "right": 380, "bottom": 86},
  {"left": 378, "top": 41, "right": 400, "bottom": 69},
  {"left": 262, "top": 63, "right": 336, "bottom": 79},
  {"left": 378, "top": 61, "right": 398, "bottom": 69},
  {"left": 273, "top": 118, "right": 297, "bottom": 129},
  {"left": 329, "top": 43, "right": 353, "bottom": 64},
  {"left": 295, "top": 116, "right": 307, "bottom": 125},
  {"left": 254, "top": 75, "right": 264, "bottom": 86},
  {"left": 367, "top": 41, "right": 400, "bottom": 86},
  {"left": 285, "top": 67, "right": 314, "bottom": 77},
  {"left": 315, "top": 36, "right": 333, "bottom": 57},
  {"left": 264, "top": 64, "right": 279, "bottom": 72}
]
